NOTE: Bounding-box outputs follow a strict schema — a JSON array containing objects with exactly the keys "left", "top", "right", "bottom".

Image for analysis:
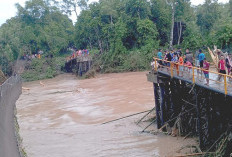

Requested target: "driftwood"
[
  {"left": 216, "top": 136, "right": 228, "bottom": 154},
  {"left": 208, "top": 47, "right": 218, "bottom": 67},
  {"left": 102, "top": 109, "right": 151, "bottom": 125},
  {"left": 141, "top": 118, "right": 157, "bottom": 132},
  {"left": 176, "top": 145, "right": 202, "bottom": 155},
  {"left": 159, "top": 123, "right": 169, "bottom": 132},
  {"left": 158, "top": 107, "right": 196, "bottom": 132},
  {"left": 0, "top": 70, "right": 7, "bottom": 84},
  {"left": 22, "top": 87, "right": 30, "bottom": 90},
  {"left": 206, "top": 131, "right": 227, "bottom": 153},
  {"left": 136, "top": 107, "right": 156, "bottom": 125},
  {"left": 208, "top": 46, "right": 227, "bottom": 68},
  {"left": 40, "top": 81, "right": 45, "bottom": 87},
  {"left": 175, "top": 152, "right": 215, "bottom": 157},
  {"left": 184, "top": 132, "right": 192, "bottom": 139}
]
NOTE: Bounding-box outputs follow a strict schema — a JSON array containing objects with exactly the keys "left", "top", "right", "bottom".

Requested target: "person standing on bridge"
[
  {"left": 78, "top": 50, "right": 82, "bottom": 56},
  {"left": 185, "top": 49, "right": 193, "bottom": 66},
  {"left": 184, "top": 48, "right": 189, "bottom": 56},
  {"left": 165, "top": 50, "right": 172, "bottom": 68},
  {"left": 225, "top": 53, "right": 232, "bottom": 75},
  {"left": 203, "top": 58, "right": 210, "bottom": 86},
  {"left": 179, "top": 53, "right": 184, "bottom": 77},
  {"left": 177, "top": 48, "right": 182, "bottom": 57},
  {"left": 195, "top": 50, "right": 200, "bottom": 75},
  {"left": 198, "top": 49, "right": 205, "bottom": 78},
  {"left": 217, "top": 55, "right": 226, "bottom": 81},
  {"left": 172, "top": 53, "right": 179, "bottom": 76},
  {"left": 184, "top": 60, "right": 192, "bottom": 78},
  {"left": 157, "top": 49, "right": 163, "bottom": 65}
]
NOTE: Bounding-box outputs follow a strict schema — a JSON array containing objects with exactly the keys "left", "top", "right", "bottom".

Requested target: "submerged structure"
[
  {"left": 147, "top": 58, "right": 232, "bottom": 155},
  {"left": 64, "top": 56, "right": 92, "bottom": 76}
]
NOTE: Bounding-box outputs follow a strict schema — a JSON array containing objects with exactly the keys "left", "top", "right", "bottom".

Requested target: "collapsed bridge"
[
  {"left": 64, "top": 56, "right": 92, "bottom": 76},
  {"left": 147, "top": 58, "right": 232, "bottom": 154}
]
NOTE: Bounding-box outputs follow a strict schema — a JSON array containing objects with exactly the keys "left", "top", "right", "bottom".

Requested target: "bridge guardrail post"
[
  {"left": 155, "top": 58, "right": 157, "bottom": 72},
  {"left": 224, "top": 74, "right": 227, "bottom": 95},
  {"left": 171, "top": 62, "right": 174, "bottom": 78},
  {"left": 192, "top": 67, "right": 195, "bottom": 83}
]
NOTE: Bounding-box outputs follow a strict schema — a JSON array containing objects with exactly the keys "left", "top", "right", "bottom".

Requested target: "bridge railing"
[
  {"left": 66, "top": 55, "right": 92, "bottom": 62},
  {"left": 153, "top": 57, "right": 232, "bottom": 95}
]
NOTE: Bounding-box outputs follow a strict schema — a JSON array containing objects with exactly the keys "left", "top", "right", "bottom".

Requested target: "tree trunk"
[
  {"left": 88, "top": 37, "right": 93, "bottom": 50},
  {"left": 74, "top": 6, "right": 78, "bottom": 19},
  {"left": 178, "top": 21, "right": 182, "bottom": 45},
  {"left": 110, "top": 15, "right": 113, "bottom": 25},
  {"left": 137, "top": 8, "right": 141, "bottom": 19},
  {"left": 177, "top": 21, "right": 179, "bottom": 44},
  {"left": 105, "top": 40, "right": 109, "bottom": 51},
  {"left": 170, "top": 3, "right": 174, "bottom": 49},
  {"left": 94, "top": 27, "right": 103, "bottom": 53}
]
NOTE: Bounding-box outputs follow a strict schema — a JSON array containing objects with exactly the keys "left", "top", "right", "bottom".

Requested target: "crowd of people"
[
  {"left": 153, "top": 48, "right": 232, "bottom": 86},
  {"left": 66, "top": 49, "right": 90, "bottom": 62},
  {"left": 22, "top": 53, "right": 42, "bottom": 60}
]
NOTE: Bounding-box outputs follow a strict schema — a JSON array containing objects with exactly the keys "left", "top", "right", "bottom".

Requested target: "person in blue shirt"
[
  {"left": 198, "top": 49, "right": 205, "bottom": 77},
  {"left": 157, "top": 49, "right": 163, "bottom": 65},
  {"left": 171, "top": 53, "right": 179, "bottom": 76},
  {"left": 157, "top": 49, "right": 163, "bottom": 59},
  {"left": 171, "top": 53, "right": 178, "bottom": 62},
  {"left": 199, "top": 49, "right": 205, "bottom": 67}
]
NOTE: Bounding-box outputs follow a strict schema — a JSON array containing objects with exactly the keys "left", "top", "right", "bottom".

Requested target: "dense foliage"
[
  {"left": 0, "top": 0, "right": 74, "bottom": 76},
  {"left": 0, "top": 0, "right": 232, "bottom": 76},
  {"left": 74, "top": 0, "right": 232, "bottom": 71}
]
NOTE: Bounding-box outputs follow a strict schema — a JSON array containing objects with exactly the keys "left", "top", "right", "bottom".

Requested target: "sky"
[{"left": 0, "top": 0, "right": 230, "bottom": 26}]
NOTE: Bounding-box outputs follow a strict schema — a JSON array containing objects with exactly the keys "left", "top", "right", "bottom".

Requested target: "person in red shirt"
[
  {"left": 225, "top": 53, "right": 231, "bottom": 75},
  {"left": 179, "top": 54, "right": 184, "bottom": 77},
  {"left": 184, "top": 60, "right": 192, "bottom": 78},
  {"left": 72, "top": 52, "right": 75, "bottom": 59},
  {"left": 218, "top": 55, "right": 226, "bottom": 81},
  {"left": 203, "top": 58, "right": 210, "bottom": 85}
]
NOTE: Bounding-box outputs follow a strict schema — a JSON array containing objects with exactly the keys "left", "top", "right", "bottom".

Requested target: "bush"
[
  {"left": 21, "top": 57, "right": 64, "bottom": 82},
  {"left": 122, "top": 51, "right": 150, "bottom": 71},
  {"left": 94, "top": 49, "right": 153, "bottom": 73}
]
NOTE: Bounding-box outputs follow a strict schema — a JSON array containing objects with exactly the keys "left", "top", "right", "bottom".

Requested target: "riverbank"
[
  {"left": 17, "top": 72, "right": 197, "bottom": 156},
  {"left": 19, "top": 57, "right": 66, "bottom": 82}
]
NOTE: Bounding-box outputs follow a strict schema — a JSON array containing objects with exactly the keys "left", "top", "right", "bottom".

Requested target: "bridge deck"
[
  {"left": 150, "top": 60, "right": 232, "bottom": 152},
  {"left": 155, "top": 62, "right": 232, "bottom": 97}
]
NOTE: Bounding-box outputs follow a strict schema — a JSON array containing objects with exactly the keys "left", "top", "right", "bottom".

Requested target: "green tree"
[
  {"left": 230, "top": 0, "right": 232, "bottom": 17},
  {"left": 196, "top": 0, "right": 221, "bottom": 35},
  {"left": 61, "top": 0, "right": 88, "bottom": 18},
  {"left": 182, "top": 22, "right": 203, "bottom": 49},
  {"left": 137, "top": 19, "right": 159, "bottom": 51},
  {"left": 150, "top": 0, "right": 171, "bottom": 46},
  {"left": 15, "top": 0, "right": 74, "bottom": 54},
  {"left": 213, "top": 24, "right": 232, "bottom": 49},
  {"left": 175, "top": 0, "right": 193, "bottom": 45}
]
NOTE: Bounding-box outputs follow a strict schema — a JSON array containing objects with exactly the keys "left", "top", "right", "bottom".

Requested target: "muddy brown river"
[{"left": 17, "top": 72, "right": 196, "bottom": 157}]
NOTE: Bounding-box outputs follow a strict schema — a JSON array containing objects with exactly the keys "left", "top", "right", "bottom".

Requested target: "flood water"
[{"left": 17, "top": 72, "right": 196, "bottom": 157}]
